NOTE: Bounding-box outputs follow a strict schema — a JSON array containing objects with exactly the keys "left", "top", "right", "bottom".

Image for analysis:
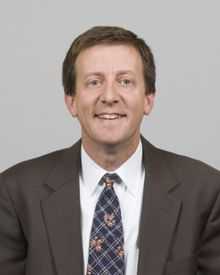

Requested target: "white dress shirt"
[{"left": 79, "top": 140, "right": 145, "bottom": 275}]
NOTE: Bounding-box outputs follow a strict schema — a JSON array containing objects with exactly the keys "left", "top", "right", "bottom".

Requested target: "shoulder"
[
  {"left": 160, "top": 148, "right": 219, "bottom": 180},
  {"left": 142, "top": 137, "right": 220, "bottom": 190},
  {"left": 156, "top": 146, "right": 220, "bottom": 193},
  {"left": 0, "top": 140, "right": 81, "bottom": 190},
  {"left": 1, "top": 148, "right": 65, "bottom": 179}
]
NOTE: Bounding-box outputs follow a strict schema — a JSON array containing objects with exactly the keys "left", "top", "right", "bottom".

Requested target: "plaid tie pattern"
[{"left": 87, "top": 173, "right": 125, "bottom": 275}]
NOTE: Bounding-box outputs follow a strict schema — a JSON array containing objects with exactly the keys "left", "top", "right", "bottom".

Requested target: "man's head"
[
  {"left": 63, "top": 26, "right": 156, "bottom": 154},
  {"left": 62, "top": 26, "right": 156, "bottom": 96}
]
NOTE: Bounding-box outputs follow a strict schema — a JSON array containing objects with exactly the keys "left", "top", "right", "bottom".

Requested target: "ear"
[
  {"left": 64, "top": 94, "right": 78, "bottom": 117},
  {"left": 144, "top": 93, "right": 155, "bottom": 115}
]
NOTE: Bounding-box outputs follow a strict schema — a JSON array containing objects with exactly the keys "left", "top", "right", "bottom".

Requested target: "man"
[{"left": 0, "top": 26, "right": 220, "bottom": 275}]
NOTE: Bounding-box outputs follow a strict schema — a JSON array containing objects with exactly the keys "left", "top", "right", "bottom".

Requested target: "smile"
[{"left": 95, "top": 113, "right": 126, "bottom": 120}]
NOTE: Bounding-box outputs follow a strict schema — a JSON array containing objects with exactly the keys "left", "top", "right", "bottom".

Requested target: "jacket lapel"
[
  {"left": 41, "top": 140, "right": 84, "bottom": 275},
  {"left": 137, "top": 137, "right": 182, "bottom": 275}
]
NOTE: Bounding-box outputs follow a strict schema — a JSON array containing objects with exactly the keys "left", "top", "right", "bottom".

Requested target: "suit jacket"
[{"left": 0, "top": 136, "right": 220, "bottom": 275}]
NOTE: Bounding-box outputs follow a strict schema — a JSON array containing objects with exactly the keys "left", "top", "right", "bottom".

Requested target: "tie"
[{"left": 87, "top": 173, "right": 125, "bottom": 275}]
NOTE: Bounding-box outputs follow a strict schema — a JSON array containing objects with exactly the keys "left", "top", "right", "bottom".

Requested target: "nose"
[{"left": 100, "top": 81, "right": 119, "bottom": 105}]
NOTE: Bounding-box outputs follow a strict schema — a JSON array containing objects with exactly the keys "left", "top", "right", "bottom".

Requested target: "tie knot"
[{"left": 100, "top": 173, "right": 122, "bottom": 188}]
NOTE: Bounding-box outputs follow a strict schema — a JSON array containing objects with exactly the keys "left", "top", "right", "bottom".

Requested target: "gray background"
[{"left": 0, "top": 0, "right": 219, "bottom": 172}]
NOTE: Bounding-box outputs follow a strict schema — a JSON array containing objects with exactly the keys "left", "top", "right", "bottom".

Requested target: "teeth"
[{"left": 97, "top": 114, "right": 123, "bottom": 120}]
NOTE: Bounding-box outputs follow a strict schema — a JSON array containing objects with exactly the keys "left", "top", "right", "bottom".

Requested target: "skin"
[{"left": 65, "top": 44, "right": 155, "bottom": 171}]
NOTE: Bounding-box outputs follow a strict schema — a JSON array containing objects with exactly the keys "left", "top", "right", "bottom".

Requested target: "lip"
[
  {"left": 95, "top": 113, "right": 126, "bottom": 116},
  {"left": 95, "top": 113, "right": 127, "bottom": 120},
  {"left": 95, "top": 113, "right": 126, "bottom": 121}
]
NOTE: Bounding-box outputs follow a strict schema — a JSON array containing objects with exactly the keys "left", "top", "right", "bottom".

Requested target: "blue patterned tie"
[{"left": 87, "top": 173, "right": 125, "bottom": 275}]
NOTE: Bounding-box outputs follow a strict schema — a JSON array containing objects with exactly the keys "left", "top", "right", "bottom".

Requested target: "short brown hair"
[{"left": 62, "top": 26, "right": 156, "bottom": 95}]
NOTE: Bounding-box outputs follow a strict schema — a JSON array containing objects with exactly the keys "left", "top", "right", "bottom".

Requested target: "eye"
[
  {"left": 119, "top": 78, "right": 133, "bottom": 87},
  {"left": 87, "top": 79, "right": 102, "bottom": 88}
]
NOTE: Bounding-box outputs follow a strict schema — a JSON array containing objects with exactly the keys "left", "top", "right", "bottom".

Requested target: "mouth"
[{"left": 95, "top": 113, "right": 127, "bottom": 120}]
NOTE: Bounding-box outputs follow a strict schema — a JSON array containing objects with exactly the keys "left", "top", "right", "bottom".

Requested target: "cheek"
[
  {"left": 76, "top": 101, "right": 94, "bottom": 122},
  {"left": 75, "top": 96, "right": 91, "bottom": 111},
  {"left": 128, "top": 97, "right": 145, "bottom": 112}
]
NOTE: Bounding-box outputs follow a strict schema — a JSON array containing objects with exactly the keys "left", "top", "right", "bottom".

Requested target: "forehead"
[{"left": 75, "top": 44, "right": 143, "bottom": 75}]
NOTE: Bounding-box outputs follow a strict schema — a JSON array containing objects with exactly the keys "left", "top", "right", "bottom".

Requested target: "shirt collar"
[{"left": 80, "top": 139, "right": 143, "bottom": 197}]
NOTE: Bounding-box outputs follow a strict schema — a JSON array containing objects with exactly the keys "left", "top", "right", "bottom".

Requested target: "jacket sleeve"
[
  {"left": 0, "top": 172, "right": 26, "bottom": 275},
  {"left": 198, "top": 190, "right": 220, "bottom": 275}
]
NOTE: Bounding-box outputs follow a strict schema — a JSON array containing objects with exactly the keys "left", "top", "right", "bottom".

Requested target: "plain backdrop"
[{"left": 0, "top": 0, "right": 219, "bottom": 172}]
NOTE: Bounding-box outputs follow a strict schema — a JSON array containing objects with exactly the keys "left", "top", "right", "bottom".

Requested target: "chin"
[{"left": 96, "top": 135, "right": 127, "bottom": 147}]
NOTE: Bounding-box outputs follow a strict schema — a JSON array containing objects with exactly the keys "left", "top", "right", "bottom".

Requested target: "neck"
[{"left": 82, "top": 136, "right": 140, "bottom": 171}]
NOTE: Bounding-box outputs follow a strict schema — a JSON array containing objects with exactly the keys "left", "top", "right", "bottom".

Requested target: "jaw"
[{"left": 81, "top": 119, "right": 141, "bottom": 150}]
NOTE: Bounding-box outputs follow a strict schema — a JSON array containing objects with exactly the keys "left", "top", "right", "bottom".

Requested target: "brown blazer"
[{"left": 0, "top": 136, "right": 220, "bottom": 275}]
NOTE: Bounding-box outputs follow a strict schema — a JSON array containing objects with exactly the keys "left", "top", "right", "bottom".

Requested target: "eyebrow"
[{"left": 84, "top": 70, "right": 135, "bottom": 78}]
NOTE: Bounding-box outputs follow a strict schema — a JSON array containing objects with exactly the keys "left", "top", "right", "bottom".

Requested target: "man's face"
[{"left": 65, "top": 44, "right": 154, "bottom": 149}]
